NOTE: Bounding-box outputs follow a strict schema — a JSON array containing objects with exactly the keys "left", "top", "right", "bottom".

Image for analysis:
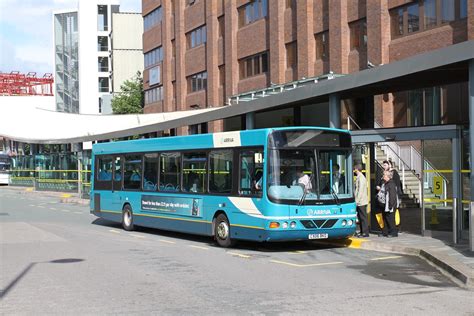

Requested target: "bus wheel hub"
[{"left": 217, "top": 222, "right": 229, "bottom": 239}]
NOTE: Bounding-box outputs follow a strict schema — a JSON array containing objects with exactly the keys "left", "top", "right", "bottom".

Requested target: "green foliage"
[{"left": 111, "top": 71, "right": 144, "bottom": 114}]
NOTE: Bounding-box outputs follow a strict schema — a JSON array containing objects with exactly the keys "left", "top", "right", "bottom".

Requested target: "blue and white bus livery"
[{"left": 90, "top": 127, "right": 357, "bottom": 247}]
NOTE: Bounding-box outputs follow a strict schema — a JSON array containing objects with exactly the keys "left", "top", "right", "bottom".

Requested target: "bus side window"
[
  {"left": 160, "top": 152, "right": 181, "bottom": 192},
  {"left": 95, "top": 156, "right": 113, "bottom": 190},
  {"left": 182, "top": 152, "right": 207, "bottom": 193},
  {"left": 143, "top": 153, "right": 159, "bottom": 191},
  {"left": 209, "top": 150, "right": 233, "bottom": 194},
  {"left": 239, "top": 149, "right": 263, "bottom": 197},
  {"left": 123, "top": 155, "right": 142, "bottom": 190}
]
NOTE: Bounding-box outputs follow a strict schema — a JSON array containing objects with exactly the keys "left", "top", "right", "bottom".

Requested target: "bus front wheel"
[
  {"left": 215, "top": 214, "right": 235, "bottom": 248},
  {"left": 122, "top": 205, "right": 134, "bottom": 231}
]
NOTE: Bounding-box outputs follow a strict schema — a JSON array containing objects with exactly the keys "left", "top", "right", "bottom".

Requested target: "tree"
[{"left": 111, "top": 71, "right": 144, "bottom": 114}]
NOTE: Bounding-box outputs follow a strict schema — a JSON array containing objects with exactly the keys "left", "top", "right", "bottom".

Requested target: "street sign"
[{"left": 433, "top": 176, "right": 443, "bottom": 195}]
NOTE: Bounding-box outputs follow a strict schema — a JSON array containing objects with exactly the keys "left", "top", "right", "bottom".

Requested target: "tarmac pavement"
[{"left": 6, "top": 185, "right": 474, "bottom": 290}]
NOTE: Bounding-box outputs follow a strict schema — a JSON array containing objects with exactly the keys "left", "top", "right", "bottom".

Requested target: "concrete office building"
[{"left": 54, "top": 0, "right": 143, "bottom": 115}]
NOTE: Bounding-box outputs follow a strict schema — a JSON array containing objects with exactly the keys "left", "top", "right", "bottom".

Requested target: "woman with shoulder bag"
[{"left": 380, "top": 170, "right": 398, "bottom": 237}]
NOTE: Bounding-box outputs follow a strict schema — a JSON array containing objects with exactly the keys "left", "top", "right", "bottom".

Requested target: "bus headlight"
[
  {"left": 282, "top": 222, "right": 289, "bottom": 229},
  {"left": 341, "top": 220, "right": 347, "bottom": 227},
  {"left": 347, "top": 219, "right": 353, "bottom": 226},
  {"left": 290, "top": 221, "right": 296, "bottom": 229}
]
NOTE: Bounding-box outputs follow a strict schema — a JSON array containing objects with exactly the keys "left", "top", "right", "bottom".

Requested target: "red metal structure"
[{"left": 0, "top": 71, "right": 54, "bottom": 96}]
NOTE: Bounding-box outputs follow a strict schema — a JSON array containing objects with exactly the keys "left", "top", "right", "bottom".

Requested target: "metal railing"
[{"left": 10, "top": 169, "right": 91, "bottom": 198}]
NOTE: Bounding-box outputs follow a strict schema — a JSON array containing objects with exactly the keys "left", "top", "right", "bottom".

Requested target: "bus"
[
  {"left": 90, "top": 127, "right": 357, "bottom": 247},
  {"left": 0, "top": 153, "right": 11, "bottom": 185}
]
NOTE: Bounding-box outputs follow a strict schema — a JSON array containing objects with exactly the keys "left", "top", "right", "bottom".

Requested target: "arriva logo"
[{"left": 307, "top": 209, "right": 332, "bottom": 216}]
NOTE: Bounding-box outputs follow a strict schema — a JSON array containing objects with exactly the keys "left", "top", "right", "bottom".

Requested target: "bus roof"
[{"left": 92, "top": 126, "right": 349, "bottom": 155}]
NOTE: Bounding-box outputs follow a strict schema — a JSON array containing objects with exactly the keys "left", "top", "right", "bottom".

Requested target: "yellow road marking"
[
  {"left": 29, "top": 204, "right": 35, "bottom": 207},
  {"left": 158, "top": 239, "right": 176, "bottom": 244},
  {"left": 61, "top": 193, "right": 72, "bottom": 198},
  {"left": 109, "top": 229, "right": 120, "bottom": 234},
  {"left": 50, "top": 208, "right": 57, "bottom": 211},
  {"left": 188, "top": 245, "right": 209, "bottom": 250},
  {"left": 38, "top": 206, "right": 46, "bottom": 209},
  {"left": 270, "top": 260, "right": 343, "bottom": 268},
  {"left": 74, "top": 211, "right": 82, "bottom": 214},
  {"left": 130, "top": 234, "right": 146, "bottom": 239},
  {"left": 61, "top": 209, "right": 70, "bottom": 213},
  {"left": 370, "top": 255, "right": 403, "bottom": 261},
  {"left": 227, "top": 252, "right": 251, "bottom": 259},
  {"left": 25, "top": 188, "right": 34, "bottom": 192},
  {"left": 289, "top": 250, "right": 307, "bottom": 255}
]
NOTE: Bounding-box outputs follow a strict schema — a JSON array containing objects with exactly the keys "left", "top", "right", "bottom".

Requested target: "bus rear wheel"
[
  {"left": 215, "top": 214, "right": 235, "bottom": 248},
  {"left": 122, "top": 205, "right": 134, "bottom": 231}
]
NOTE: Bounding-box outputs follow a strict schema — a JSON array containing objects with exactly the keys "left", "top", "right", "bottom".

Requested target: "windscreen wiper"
[{"left": 331, "top": 187, "right": 341, "bottom": 205}]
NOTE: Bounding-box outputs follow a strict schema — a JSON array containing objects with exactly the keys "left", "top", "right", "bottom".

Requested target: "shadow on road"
[
  {"left": 0, "top": 258, "right": 85, "bottom": 300},
  {"left": 90, "top": 218, "right": 344, "bottom": 253}
]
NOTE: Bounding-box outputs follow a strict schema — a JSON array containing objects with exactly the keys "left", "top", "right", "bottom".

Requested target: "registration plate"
[{"left": 308, "top": 233, "right": 328, "bottom": 239}]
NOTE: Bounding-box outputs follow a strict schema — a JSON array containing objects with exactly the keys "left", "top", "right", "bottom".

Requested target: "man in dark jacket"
[{"left": 382, "top": 170, "right": 398, "bottom": 237}]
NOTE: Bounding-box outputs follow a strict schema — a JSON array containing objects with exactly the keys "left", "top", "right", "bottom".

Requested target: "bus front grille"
[{"left": 300, "top": 219, "right": 338, "bottom": 229}]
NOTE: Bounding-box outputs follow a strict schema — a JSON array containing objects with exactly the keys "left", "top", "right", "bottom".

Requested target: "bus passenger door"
[{"left": 111, "top": 156, "right": 123, "bottom": 209}]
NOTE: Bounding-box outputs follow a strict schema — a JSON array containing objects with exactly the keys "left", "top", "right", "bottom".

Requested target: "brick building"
[{"left": 142, "top": 0, "right": 472, "bottom": 135}]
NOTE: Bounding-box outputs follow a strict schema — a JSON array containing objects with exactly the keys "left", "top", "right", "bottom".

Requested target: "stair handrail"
[
  {"left": 347, "top": 115, "right": 362, "bottom": 130},
  {"left": 374, "top": 121, "right": 448, "bottom": 205}
]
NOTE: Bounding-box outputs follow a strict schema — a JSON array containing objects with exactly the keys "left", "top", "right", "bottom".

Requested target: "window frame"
[
  {"left": 238, "top": 147, "right": 265, "bottom": 198},
  {"left": 239, "top": 51, "right": 269, "bottom": 79},
  {"left": 94, "top": 155, "right": 113, "bottom": 191}
]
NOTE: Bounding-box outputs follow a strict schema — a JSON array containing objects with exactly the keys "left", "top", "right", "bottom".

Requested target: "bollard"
[{"left": 430, "top": 204, "right": 440, "bottom": 225}]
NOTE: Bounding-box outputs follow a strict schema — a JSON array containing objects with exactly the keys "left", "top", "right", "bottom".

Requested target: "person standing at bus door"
[
  {"left": 382, "top": 170, "right": 398, "bottom": 237},
  {"left": 354, "top": 164, "right": 369, "bottom": 237},
  {"left": 388, "top": 160, "right": 403, "bottom": 232},
  {"left": 296, "top": 168, "right": 312, "bottom": 193}
]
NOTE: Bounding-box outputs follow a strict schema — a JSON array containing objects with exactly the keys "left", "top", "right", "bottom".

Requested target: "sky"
[{"left": 0, "top": 0, "right": 141, "bottom": 76}]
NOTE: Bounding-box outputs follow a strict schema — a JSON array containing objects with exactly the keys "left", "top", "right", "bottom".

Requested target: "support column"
[
  {"left": 469, "top": 59, "right": 474, "bottom": 251},
  {"left": 245, "top": 112, "right": 255, "bottom": 130},
  {"left": 329, "top": 94, "right": 341, "bottom": 129},
  {"left": 452, "top": 129, "right": 462, "bottom": 244}
]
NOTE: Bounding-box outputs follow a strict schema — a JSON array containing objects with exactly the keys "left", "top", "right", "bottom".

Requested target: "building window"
[
  {"left": 424, "top": 0, "right": 437, "bottom": 29},
  {"left": 97, "top": 36, "right": 108, "bottom": 51},
  {"left": 407, "top": 3, "right": 420, "bottom": 33},
  {"left": 98, "top": 77, "right": 109, "bottom": 93},
  {"left": 188, "top": 71, "right": 207, "bottom": 93},
  {"left": 441, "top": 0, "right": 455, "bottom": 23},
  {"left": 391, "top": 0, "right": 466, "bottom": 38},
  {"left": 98, "top": 5, "right": 108, "bottom": 31},
  {"left": 315, "top": 31, "right": 329, "bottom": 61},
  {"left": 218, "top": 16, "right": 225, "bottom": 38},
  {"left": 187, "top": 25, "right": 207, "bottom": 49},
  {"left": 144, "top": 86, "right": 163, "bottom": 104},
  {"left": 460, "top": 0, "right": 467, "bottom": 19},
  {"left": 98, "top": 57, "right": 108, "bottom": 72},
  {"left": 239, "top": 51, "right": 268, "bottom": 79},
  {"left": 219, "top": 65, "right": 225, "bottom": 87},
  {"left": 144, "top": 6, "right": 162, "bottom": 31},
  {"left": 391, "top": 8, "right": 404, "bottom": 37},
  {"left": 286, "top": 41, "right": 297, "bottom": 69},
  {"left": 171, "top": 40, "right": 176, "bottom": 58},
  {"left": 144, "top": 46, "right": 163, "bottom": 69},
  {"left": 349, "top": 19, "right": 367, "bottom": 51},
  {"left": 238, "top": 0, "right": 268, "bottom": 27}
]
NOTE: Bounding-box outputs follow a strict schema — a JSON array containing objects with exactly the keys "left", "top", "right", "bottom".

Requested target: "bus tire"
[
  {"left": 214, "top": 214, "right": 235, "bottom": 248},
  {"left": 122, "top": 204, "right": 134, "bottom": 231}
]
